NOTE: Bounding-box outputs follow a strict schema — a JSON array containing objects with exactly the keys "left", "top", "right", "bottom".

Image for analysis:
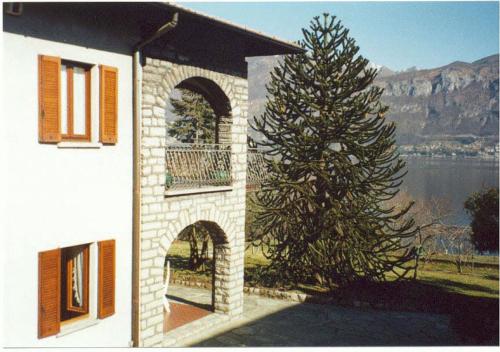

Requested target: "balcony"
[
  {"left": 165, "top": 143, "right": 232, "bottom": 196},
  {"left": 246, "top": 148, "right": 268, "bottom": 191},
  {"left": 165, "top": 144, "right": 268, "bottom": 196}
]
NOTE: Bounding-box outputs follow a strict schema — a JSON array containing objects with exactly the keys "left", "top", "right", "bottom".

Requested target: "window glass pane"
[
  {"left": 60, "top": 65, "right": 68, "bottom": 135},
  {"left": 71, "top": 249, "right": 84, "bottom": 308},
  {"left": 73, "top": 67, "right": 86, "bottom": 135},
  {"left": 61, "top": 244, "right": 89, "bottom": 321}
]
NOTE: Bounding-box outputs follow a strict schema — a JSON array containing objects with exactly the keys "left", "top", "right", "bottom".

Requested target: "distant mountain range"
[{"left": 247, "top": 54, "right": 499, "bottom": 145}]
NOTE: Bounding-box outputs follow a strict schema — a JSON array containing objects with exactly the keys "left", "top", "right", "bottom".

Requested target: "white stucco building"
[
  {"left": 2, "top": 2, "right": 301, "bottom": 347},
  {"left": 2, "top": 2, "right": 134, "bottom": 347}
]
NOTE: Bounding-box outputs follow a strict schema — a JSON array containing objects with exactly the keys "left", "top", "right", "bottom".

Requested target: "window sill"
[
  {"left": 165, "top": 186, "right": 233, "bottom": 197},
  {"left": 57, "top": 318, "right": 99, "bottom": 337},
  {"left": 57, "top": 142, "right": 102, "bottom": 149}
]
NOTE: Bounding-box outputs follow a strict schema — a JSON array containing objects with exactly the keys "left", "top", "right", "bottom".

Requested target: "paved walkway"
[{"left": 167, "top": 285, "right": 460, "bottom": 347}]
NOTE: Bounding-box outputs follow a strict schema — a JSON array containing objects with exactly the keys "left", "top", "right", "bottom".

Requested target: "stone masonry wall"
[{"left": 139, "top": 58, "right": 248, "bottom": 347}]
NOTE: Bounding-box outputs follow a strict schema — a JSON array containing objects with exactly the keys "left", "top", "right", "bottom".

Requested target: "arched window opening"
[{"left": 165, "top": 77, "right": 232, "bottom": 192}]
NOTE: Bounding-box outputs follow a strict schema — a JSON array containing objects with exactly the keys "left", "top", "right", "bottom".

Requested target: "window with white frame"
[{"left": 38, "top": 240, "right": 115, "bottom": 338}]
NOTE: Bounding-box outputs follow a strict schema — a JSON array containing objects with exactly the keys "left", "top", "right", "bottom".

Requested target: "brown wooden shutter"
[
  {"left": 38, "top": 55, "right": 61, "bottom": 143},
  {"left": 99, "top": 65, "right": 118, "bottom": 144},
  {"left": 38, "top": 248, "right": 61, "bottom": 339},
  {"left": 98, "top": 239, "right": 115, "bottom": 319}
]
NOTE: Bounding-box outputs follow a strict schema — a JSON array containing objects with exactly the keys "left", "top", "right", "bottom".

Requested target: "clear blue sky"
[{"left": 182, "top": 1, "right": 499, "bottom": 71}]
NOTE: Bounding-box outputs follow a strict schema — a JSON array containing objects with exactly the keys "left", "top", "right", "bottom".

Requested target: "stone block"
[
  {"left": 145, "top": 296, "right": 160, "bottom": 310},
  {"left": 141, "top": 258, "right": 152, "bottom": 268},
  {"left": 153, "top": 106, "right": 165, "bottom": 117},
  {"left": 142, "top": 249, "right": 158, "bottom": 260},
  {"left": 140, "top": 268, "right": 149, "bottom": 279},
  {"left": 147, "top": 313, "right": 163, "bottom": 327},
  {"left": 142, "top": 187, "right": 153, "bottom": 196},
  {"left": 155, "top": 96, "right": 166, "bottom": 107},
  {"left": 153, "top": 256, "right": 165, "bottom": 268},
  {"left": 143, "top": 72, "right": 162, "bottom": 83},
  {"left": 142, "top": 230, "right": 157, "bottom": 239},
  {"left": 142, "top": 196, "right": 158, "bottom": 205},
  {"left": 151, "top": 148, "right": 164, "bottom": 157},
  {"left": 143, "top": 137, "right": 160, "bottom": 147},
  {"left": 149, "top": 203, "right": 162, "bottom": 213},
  {"left": 147, "top": 175, "right": 158, "bottom": 186},
  {"left": 141, "top": 307, "right": 153, "bottom": 319},
  {"left": 142, "top": 239, "right": 151, "bottom": 250},
  {"left": 145, "top": 300, "right": 160, "bottom": 312},
  {"left": 150, "top": 267, "right": 163, "bottom": 277},
  {"left": 150, "top": 127, "right": 166, "bottom": 137},
  {"left": 143, "top": 94, "right": 155, "bottom": 105},
  {"left": 141, "top": 214, "right": 156, "bottom": 223},
  {"left": 143, "top": 333, "right": 163, "bottom": 347}
]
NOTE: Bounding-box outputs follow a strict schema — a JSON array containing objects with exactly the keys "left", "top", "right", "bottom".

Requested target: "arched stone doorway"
[
  {"left": 140, "top": 58, "right": 247, "bottom": 347},
  {"left": 155, "top": 211, "right": 241, "bottom": 333},
  {"left": 162, "top": 220, "right": 231, "bottom": 333}
]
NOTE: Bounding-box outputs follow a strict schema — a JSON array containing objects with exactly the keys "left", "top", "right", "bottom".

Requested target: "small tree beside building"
[{"left": 169, "top": 89, "right": 217, "bottom": 144}]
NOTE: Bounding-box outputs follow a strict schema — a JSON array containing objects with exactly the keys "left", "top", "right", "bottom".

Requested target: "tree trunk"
[
  {"left": 414, "top": 254, "right": 420, "bottom": 280},
  {"left": 188, "top": 226, "right": 211, "bottom": 272},
  {"left": 200, "top": 238, "right": 209, "bottom": 271},
  {"left": 456, "top": 245, "right": 463, "bottom": 274},
  {"left": 188, "top": 227, "right": 200, "bottom": 270}
]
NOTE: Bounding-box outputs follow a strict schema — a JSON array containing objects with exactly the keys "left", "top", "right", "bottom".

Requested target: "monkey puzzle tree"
[{"left": 251, "top": 14, "right": 417, "bottom": 288}]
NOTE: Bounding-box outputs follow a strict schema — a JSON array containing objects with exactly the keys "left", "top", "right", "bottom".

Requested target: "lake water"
[{"left": 402, "top": 157, "right": 499, "bottom": 225}]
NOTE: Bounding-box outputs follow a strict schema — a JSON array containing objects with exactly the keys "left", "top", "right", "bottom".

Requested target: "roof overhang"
[
  {"left": 155, "top": 2, "right": 304, "bottom": 57},
  {"left": 3, "top": 2, "right": 304, "bottom": 76}
]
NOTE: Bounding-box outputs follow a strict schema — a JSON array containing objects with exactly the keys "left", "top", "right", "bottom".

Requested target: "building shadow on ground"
[
  {"left": 187, "top": 279, "right": 499, "bottom": 347},
  {"left": 166, "top": 293, "right": 213, "bottom": 311}
]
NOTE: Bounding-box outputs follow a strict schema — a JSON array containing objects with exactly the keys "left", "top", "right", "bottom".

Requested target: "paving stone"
[
  {"left": 232, "top": 326, "right": 258, "bottom": 336},
  {"left": 214, "top": 334, "right": 243, "bottom": 346},
  {"left": 164, "top": 284, "right": 460, "bottom": 347}
]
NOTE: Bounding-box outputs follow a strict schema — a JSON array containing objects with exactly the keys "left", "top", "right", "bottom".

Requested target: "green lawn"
[
  {"left": 166, "top": 239, "right": 499, "bottom": 344},
  {"left": 167, "top": 240, "right": 498, "bottom": 299},
  {"left": 417, "top": 260, "right": 499, "bottom": 299},
  {"left": 165, "top": 240, "right": 214, "bottom": 282}
]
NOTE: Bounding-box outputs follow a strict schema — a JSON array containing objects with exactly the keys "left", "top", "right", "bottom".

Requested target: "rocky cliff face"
[
  {"left": 247, "top": 54, "right": 499, "bottom": 144},
  {"left": 375, "top": 55, "right": 499, "bottom": 143}
]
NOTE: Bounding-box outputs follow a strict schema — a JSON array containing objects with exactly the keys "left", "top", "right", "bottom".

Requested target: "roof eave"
[{"left": 156, "top": 2, "right": 304, "bottom": 55}]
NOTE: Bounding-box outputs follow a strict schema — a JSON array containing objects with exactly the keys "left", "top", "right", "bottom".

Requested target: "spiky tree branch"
[{"left": 251, "top": 14, "right": 417, "bottom": 287}]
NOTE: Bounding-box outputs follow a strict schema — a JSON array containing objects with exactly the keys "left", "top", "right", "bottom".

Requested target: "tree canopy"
[
  {"left": 251, "top": 13, "right": 417, "bottom": 288},
  {"left": 464, "top": 187, "right": 499, "bottom": 253},
  {"left": 169, "top": 89, "right": 217, "bottom": 144}
]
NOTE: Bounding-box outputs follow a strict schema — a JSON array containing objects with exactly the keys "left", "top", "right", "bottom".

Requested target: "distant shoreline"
[{"left": 400, "top": 154, "right": 500, "bottom": 162}]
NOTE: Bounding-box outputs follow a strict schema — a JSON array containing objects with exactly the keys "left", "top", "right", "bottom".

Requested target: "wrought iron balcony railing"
[
  {"left": 165, "top": 144, "right": 269, "bottom": 193},
  {"left": 165, "top": 143, "right": 232, "bottom": 191},
  {"left": 247, "top": 148, "right": 268, "bottom": 190}
]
